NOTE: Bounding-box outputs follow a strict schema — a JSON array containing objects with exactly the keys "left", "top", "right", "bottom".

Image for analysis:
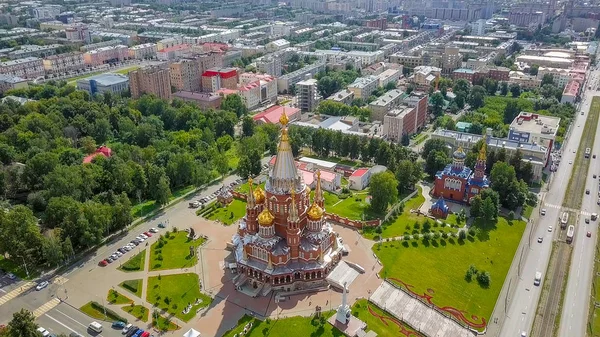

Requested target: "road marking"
[
  {"left": 0, "top": 282, "right": 35, "bottom": 306},
  {"left": 33, "top": 298, "right": 61, "bottom": 318},
  {"left": 54, "top": 309, "right": 88, "bottom": 328},
  {"left": 53, "top": 276, "right": 68, "bottom": 286},
  {"left": 44, "top": 314, "right": 79, "bottom": 334},
  {"left": 543, "top": 203, "right": 592, "bottom": 216},
  {"left": 0, "top": 288, "right": 6, "bottom": 293}
]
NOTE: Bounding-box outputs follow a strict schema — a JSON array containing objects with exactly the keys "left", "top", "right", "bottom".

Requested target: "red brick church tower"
[{"left": 232, "top": 113, "right": 342, "bottom": 294}]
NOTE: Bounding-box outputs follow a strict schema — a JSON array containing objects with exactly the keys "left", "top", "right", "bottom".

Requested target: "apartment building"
[
  {"left": 8, "top": 44, "right": 60, "bottom": 60},
  {"left": 277, "top": 62, "right": 326, "bottom": 94},
  {"left": 201, "top": 67, "right": 238, "bottom": 92},
  {"left": 33, "top": 5, "right": 62, "bottom": 20},
  {"left": 509, "top": 71, "right": 542, "bottom": 89},
  {"left": 508, "top": 111, "right": 560, "bottom": 154},
  {"left": 377, "top": 68, "right": 401, "bottom": 88},
  {"left": 237, "top": 74, "right": 277, "bottom": 110},
  {"left": 347, "top": 76, "right": 379, "bottom": 99},
  {"left": 0, "top": 57, "right": 44, "bottom": 79},
  {"left": 170, "top": 59, "right": 200, "bottom": 92},
  {"left": 441, "top": 46, "right": 462, "bottom": 75},
  {"left": 65, "top": 23, "right": 91, "bottom": 43},
  {"left": 412, "top": 66, "right": 441, "bottom": 89},
  {"left": 390, "top": 53, "right": 423, "bottom": 68},
  {"left": 265, "top": 39, "right": 290, "bottom": 52},
  {"left": 369, "top": 89, "right": 407, "bottom": 121},
  {"left": 128, "top": 43, "right": 157, "bottom": 60},
  {"left": 157, "top": 44, "right": 191, "bottom": 61},
  {"left": 129, "top": 64, "right": 171, "bottom": 100},
  {"left": 172, "top": 91, "right": 222, "bottom": 110},
  {"left": 0, "top": 74, "right": 28, "bottom": 94},
  {"left": 76, "top": 73, "right": 129, "bottom": 95},
  {"left": 256, "top": 55, "right": 282, "bottom": 76},
  {"left": 537, "top": 67, "right": 575, "bottom": 87},
  {"left": 43, "top": 52, "right": 85, "bottom": 73},
  {"left": 327, "top": 89, "right": 354, "bottom": 105},
  {"left": 383, "top": 106, "right": 418, "bottom": 142},
  {"left": 296, "top": 79, "right": 320, "bottom": 112},
  {"left": 83, "top": 45, "right": 128, "bottom": 66}
]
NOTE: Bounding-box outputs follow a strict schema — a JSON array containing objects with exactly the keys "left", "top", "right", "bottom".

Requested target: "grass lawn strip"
[
  {"left": 80, "top": 301, "right": 128, "bottom": 323},
  {"left": 118, "top": 249, "right": 146, "bottom": 272},
  {"left": 119, "top": 279, "right": 143, "bottom": 298},
  {"left": 351, "top": 299, "right": 423, "bottom": 337},
  {"left": 222, "top": 312, "right": 342, "bottom": 337},
  {"left": 131, "top": 185, "right": 195, "bottom": 218},
  {"left": 204, "top": 198, "right": 247, "bottom": 225},
  {"left": 122, "top": 304, "right": 149, "bottom": 322},
  {"left": 152, "top": 313, "right": 180, "bottom": 331},
  {"left": 107, "top": 289, "right": 133, "bottom": 305},
  {"left": 146, "top": 273, "right": 212, "bottom": 322},
  {"left": 149, "top": 231, "right": 201, "bottom": 271},
  {"left": 375, "top": 217, "right": 525, "bottom": 326}
]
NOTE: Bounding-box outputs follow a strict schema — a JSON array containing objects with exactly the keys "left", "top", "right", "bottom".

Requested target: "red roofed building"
[
  {"left": 561, "top": 80, "right": 580, "bottom": 104},
  {"left": 201, "top": 67, "right": 238, "bottom": 92},
  {"left": 156, "top": 44, "right": 191, "bottom": 61},
  {"left": 348, "top": 165, "right": 387, "bottom": 190},
  {"left": 83, "top": 145, "right": 112, "bottom": 164},
  {"left": 253, "top": 105, "right": 300, "bottom": 125}
]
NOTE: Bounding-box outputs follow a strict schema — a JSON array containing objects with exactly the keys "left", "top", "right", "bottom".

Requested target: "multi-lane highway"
[{"left": 499, "top": 69, "right": 600, "bottom": 336}]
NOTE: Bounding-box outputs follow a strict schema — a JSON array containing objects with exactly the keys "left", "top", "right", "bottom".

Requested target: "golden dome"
[
  {"left": 258, "top": 208, "right": 275, "bottom": 226},
  {"left": 279, "top": 111, "right": 289, "bottom": 126},
  {"left": 253, "top": 186, "right": 266, "bottom": 204},
  {"left": 307, "top": 202, "right": 324, "bottom": 221}
]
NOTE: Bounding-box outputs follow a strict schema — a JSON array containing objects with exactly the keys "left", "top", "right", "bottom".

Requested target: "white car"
[
  {"left": 122, "top": 323, "right": 132, "bottom": 334},
  {"left": 548, "top": 225, "right": 553, "bottom": 232},
  {"left": 6, "top": 273, "right": 15, "bottom": 280},
  {"left": 569, "top": 160, "right": 573, "bottom": 164},
  {"left": 37, "top": 327, "right": 50, "bottom": 337},
  {"left": 135, "top": 236, "right": 145, "bottom": 242},
  {"left": 123, "top": 245, "right": 132, "bottom": 251},
  {"left": 35, "top": 281, "right": 49, "bottom": 291},
  {"left": 541, "top": 208, "right": 546, "bottom": 216},
  {"left": 111, "top": 253, "right": 119, "bottom": 260},
  {"left": 149, "top": 227, "right": 159, "bottom": 233},
  {"left": 139, "top": 234, "right": 148, "bottom": 239}
]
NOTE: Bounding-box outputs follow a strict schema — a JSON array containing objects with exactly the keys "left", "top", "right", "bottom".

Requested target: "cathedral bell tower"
[
  {"left": 286, "top": 191, "right": 301, "bottom": 259},
  {"left": 245, "top": 178, "right": 258, "bottom": 234},
  {"left": 473, "top": 143, "right": 487, "bottom": 181}
]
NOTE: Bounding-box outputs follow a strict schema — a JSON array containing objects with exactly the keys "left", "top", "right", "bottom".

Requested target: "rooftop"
[
  {"left": 348, "top": 76, "right": 378, "bottom": 89},
  {"left": 78, "top": 73, "right": 128, "bottom": 86},
  {"left": 509, "top": 112, "right": 561, "bottom": 136},
  {"left": 298, "top": 157, "right": 337, "bottom": 169},
  {"left": 253, "top": 105, "right": 300, "bottom": 124},
  {"left": 369, "top": 89, "right": 406, "bottom": 107},
  {"left": 0, "top": 57, "right": 41, "bottom": 66},
  {"left": 173, "top": 91, "right": 221, "bottom": 101}
]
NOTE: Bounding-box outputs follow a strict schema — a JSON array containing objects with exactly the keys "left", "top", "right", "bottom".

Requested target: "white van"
[
  {"left": 534, "top": 271, "right": 542, "bottom": 286},
  {"left": 89, "top": 321, "right": 103, "bottom": 333}
]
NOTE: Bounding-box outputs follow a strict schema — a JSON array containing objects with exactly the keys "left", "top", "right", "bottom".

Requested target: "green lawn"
[
  {"left": 375, "top": 217, "right": 526, "bottom": 328},
  {"left": 363, "top": 187, "right": 427, "bottom": 240},
  {"left": 351, "top": 299, "right": 423, "bottom": 337},
  {"left": 149, "top": 231, "right": 201, "bottom": 271},
  {"left": 118, "top": 250, "right": 146, "bottom": 272},
  {"left": 122, "top": 304, "right": 149, "bottom": 322},
  {"left": 131, "top": 185, "right": 196, "bottom": 219},
  {"left": 152, "top": 314, "right": 180, "bottom": 331},
  {"left": 80, "top": 301, "right": 129, "bottom": 323},
  {"left": 523, "top": 205, "right": 534, "bottom": 219},
  {"left": 225, "top": 147, "right": 239, "bottom": 170},
  {"left": 327, "top": 193, "right": 370, "bottom": 220},
  {"left": 204, "top": 198, "right": 247, "bottom": 225},
  {"left": 222, "top": 312, "right": 343, "bottom": 337},
  {"left": 146, "top": 273, "right": 212, "bottom": 322},
  {"left": 119, "top": 279, "right": 143, "bottom": 298},
  {"left": 107, "top": 289, "right": 133, "bottom": 305}
]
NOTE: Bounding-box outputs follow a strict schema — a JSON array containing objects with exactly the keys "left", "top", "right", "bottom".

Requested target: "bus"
[
  {"left": 560, "top": 212, "right": 569, "bottom": 229},
  {"left": 585, "top": 147, "right": 591, "bottom": 158},
  {"left": 567, "top": 225, "right": 575, "bottom": 243}
]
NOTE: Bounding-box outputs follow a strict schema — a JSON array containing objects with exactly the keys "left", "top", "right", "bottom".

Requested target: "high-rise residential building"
[
  {"left": 296, "top": 79, "right": 321, "bottom": 112},
  {"left": 0, "top": 57, "right": 44, "bottom": 79},
  {"left": 441, "top": 46, "right": 462, "bottom": 75},
  {"left": 170, "top": 59, "right": 200, "bottom": 92},
  {"left": 65, "top": 24, "right": 91, "bottom": 43},
  {"left": 129, "top": 64, "right": 171, "bottom": 100},
  {"left": 201, "top": 67, "right": 238, "bottom": 92}
]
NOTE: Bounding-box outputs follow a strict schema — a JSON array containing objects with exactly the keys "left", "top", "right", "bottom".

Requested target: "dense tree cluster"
[
  {"left": 316, "top": 100, "right": 371, "bottom": 121},
  {"left": 0, "top": 84, "right": 247, "bottom": 268},
  {"left": 315, "top": 66, "right": 361, "bottom": 98}
]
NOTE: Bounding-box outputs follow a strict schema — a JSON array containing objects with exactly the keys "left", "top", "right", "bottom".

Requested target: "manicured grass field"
[
  {"left": 122, "top": 304, "right": 149, "bottom": 322},
  {"left": 149, "top": 231, "right": 201, "bottom": 271},
  {"left": 236, "top": 182, "right": 266, "bottom": 194},
  {"left": 118, "top": 250, "right": 146, "bottom": 272},
  {"left": 523, "top": 205, "right": 534, "bottom": 219},
  {"left": 152, "top": 314, "right": 180, "bottom": 331},
  {"left": 326, "top": 193, "right": 370, "bottom": 220},
  {"left": 363, "top": 188, "right": 426, "bottom": 240},
  {"left": 80, "top": 301, "right": 128, "bottom": 322},
  {"left": 131, "top": 185, "right": 195, "bottom": 219},
  {"left": 222, "top": 312, "right": 343, "bottom": 337},
  {"left": 107, "top": 289, "right": 133, "bottom": 305},
  {"left": 204, "top": 198, "right": 247, "bottom": 225},
  {"left": 119, "top": 279, "right": 143, "bottom": 298},
  {"left": 146, "top": 273, "right": 212, "bottom": 322},
  {"left": 375, "top": 217, "right": 525, "bottom": 325},
  {"left": 351, "top": 299, "right": 423, "bottom": 337}
]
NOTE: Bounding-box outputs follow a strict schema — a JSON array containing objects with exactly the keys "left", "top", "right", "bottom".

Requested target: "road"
[
  {"left": 558, "top": 71, "right": 600, "bottom": 337},
  {"left": 499, "top": 69, "right": 600, "bottom": 336},
  {"left": 0, "top": 172, "right": 246, "bottom": 335}
]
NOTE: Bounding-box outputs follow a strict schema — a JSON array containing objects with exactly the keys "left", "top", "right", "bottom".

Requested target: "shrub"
[
  {"left": 121, "top": 280, "right": 139, "bottom": 294},
  {"left": 422, "top": 220, "right": 431, "bottom": 232},
  {"left": 477, "top": 271, "right": 491, "bottom": 287},
  {"left": 441, "top": 232, "right": 448, "bottom": 239},
  {"left": 375, "top": 226, "right": 382, "bottom": 234},
  {"left": 468, "top": 228, "right": 476, "bottom": 236},
  {"left": 465, "top": 265, "right": 478, "bottom": 282},
  {"left": 157, "top": 254, "right": 163, "bottom": 261},
  {"left": 165, "top": 231, "right": 170, "bottom": 238},
  {"left": 413, "top": 222, "right": 421, "bottom": 230},
  {"left": 173, "top": 227, "right": 178, "bottom": 233},
  {"left": 458, "top": 230, "right": 467, "bottom": 240},
  {"left": 433, "top": 222, "right": 438, "bottom": 228},
  {"left": 423, "top": 233, "right": 432, "bottom": 241},
  {"left": 508, "top": 211, "right": 515, "bottom": 221},
  {"left": 432, "top": 232, "right": 441, "bottom": 240},
  {"left": 405, "top": 224, "right": 411, "bottom": 231}
]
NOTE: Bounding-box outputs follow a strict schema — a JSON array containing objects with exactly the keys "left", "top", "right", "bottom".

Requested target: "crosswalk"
[
  {"left": 544, "top": 203, "right": 592, "bottom": 216},
  {"left": 0, "top": 282, "right": 35, "bottom": 306},
  {"left": 33, "top": 298, "right": 61, "bottom": 318},
  {"left": 53, "top": 276, "right": 68, "bottom": 286}
]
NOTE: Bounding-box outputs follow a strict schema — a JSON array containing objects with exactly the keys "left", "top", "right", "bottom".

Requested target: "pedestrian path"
[
  {"left": 33, "top": 298, "right": 61, "bottom": 318},
  {"left": 544, "top": 203, "right": 592, "bottom": 216},
  {"left": 53, "top": 276, "right": 68, "bottom": 286},
  {"left": 0, "top": 282, "right": 35, "bottom": 306}
]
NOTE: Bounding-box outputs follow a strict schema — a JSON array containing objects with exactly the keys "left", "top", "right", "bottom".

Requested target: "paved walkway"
[{"left": 370, "top": 281, "right": 473, "bottom": 337}]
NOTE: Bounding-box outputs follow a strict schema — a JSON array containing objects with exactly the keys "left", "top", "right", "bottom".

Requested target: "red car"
[
  {"left": 98, "top": 260, "right": 108, "bottom": 267},
  {"left": 141, "top": 332, "right": 150, "bottom": 337},
  {"left": 144, "top": 232, "right": 152, "bottom": 237}
]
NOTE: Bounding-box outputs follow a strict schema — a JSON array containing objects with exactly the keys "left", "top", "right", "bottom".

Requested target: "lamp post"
[{"left": 21, "top": 256, "right": 29, "bottom": 279}]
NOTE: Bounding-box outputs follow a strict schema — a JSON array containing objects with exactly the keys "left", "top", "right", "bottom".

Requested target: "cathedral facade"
[
  {"left": 432, "top": 144, "right": 489, "bottom": 204},
  {"left": 232, "top": 113, "right": 342, "bottom": 294}
]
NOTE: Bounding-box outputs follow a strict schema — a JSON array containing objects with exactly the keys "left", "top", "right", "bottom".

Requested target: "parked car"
[
  {"left": 115, "top": 251, "right": 123, "bottom": 257},
  {"left": 36, "top": 281, "right": 49, "bottom": 291},
  {"left": 537, "top": 237, "right": 543, "bottom": 243},
  {"left": 98, "top": 260, "right": 108, "bottom": 267},
  {"left": 112, "top": 321, "right": 126, "bottom": 329},
  {"left": 548, "top": 225, "right": 553, "bottom": 232},
  {"left": 118, "top": 248, "right": 127, "bottom": 254},
  {"left": 588, "top": 231, "right": 592, "bottom": 237},
  {"left": 125, "top": 326, "right": 138, "bottom": 337},
  {"left": 37, "top": 327, "right": 50, "bottom": 337},
  {"left": 541, "top": 208, "right": 546, "bottom": 216},
  {"left": 6, "top": 273, "right": 15, "bottom": 280},
  {"left": 122, "top": 323, "right": 132, "bottom": 334},
  {"left": 139, "top": 234, "right": 148, "bottom": 240},
  {"left": 149, "top": 228, "right": 159, "bottom": 233},
  {"left": 158, "top": 223, "right": 166, "bottom": 228},
  {"left": 143, "top": 232, "right": 152, "bottom": 237},
  {"left": 106, "top": 256, "right": 114, "bottom": 263},
  {"left": 69, "top": 333, "right": 83, "bottom": 337}
]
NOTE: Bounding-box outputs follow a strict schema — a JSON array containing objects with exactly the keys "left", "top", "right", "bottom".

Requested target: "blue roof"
[
  {"left": 467, "top": 176, "right": 489, "bottom": 188},
  {"left": 432, "top": 197, "right": 449, "bottom": 212},
  {"left": 436, "top": 164, "right": 472, "bottom": 180}
]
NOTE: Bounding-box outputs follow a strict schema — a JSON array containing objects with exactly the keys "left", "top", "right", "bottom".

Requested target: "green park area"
[
  {"left": 118, "top": 250, "right": 146, "bottom": 272},
  {"left": 149, "top": 231, "right": 201, "bottom": 271},
  {"left": 107, "top": 289, "right": 133, "bottom": 305},
  {"left": 122, "top": 304, "right": 149, "bottom": 322},
  {"left": 351, "top": 299, "right": 422, "bottom": 337},
  {"left": 202, "top": 199, "right": 247, "bottom": 225},
  {"left": 119, "top": 279, "right": 143, "bottom": 298},
  {"left": 153, "top": 314, "right": 180, "bottom": 331},
  {"left": 80, "top": 301, "right": 128, "bottom": 322},
  {"left": 375, "top": 217, "right": 525, "bottom": 324},
  {"left": 222, "top": 312, "right": 343, "bottom": 337},
  {"left": 131, "top": 185, "right": 196, "bottom": 219},
  {"left": 146, "top": 273, "right": 212, "bottom": 322}
]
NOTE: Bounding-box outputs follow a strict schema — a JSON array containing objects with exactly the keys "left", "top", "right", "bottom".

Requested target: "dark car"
[
  {"left": 112, "top": 321, "right": 126, "bottom": 329},
  {"left": 106, "top": 256, "right": 114, "bottom": 263},
  {"left": 69, "top": 333, "right": 83, "bottom": 337},
  {"left": 125, "top": 327, "right": 138, "bottom": 337},
  {"left": 118, "top": 248, "right": 127, "bottom": 254}
]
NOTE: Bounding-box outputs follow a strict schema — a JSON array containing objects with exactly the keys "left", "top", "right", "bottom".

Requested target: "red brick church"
[{"left": 432, "top": 144, "right": 489, "bottom": 204}]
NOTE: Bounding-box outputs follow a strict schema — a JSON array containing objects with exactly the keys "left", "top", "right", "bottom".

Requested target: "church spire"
[
  {"left": 478, "top": 142, "right": 487, "bottom": 161},
  {"left": 314, "top": 170, "right": 324, "bottom": 208},
  {"left": 246, "top": 178, "right": 255, "bottom": 208},
  {"left": 288, "top": 190, "right": 299, "bottom": 223},
  {"left": 266, "top": 108, "right": 303, "bottom": 195}
]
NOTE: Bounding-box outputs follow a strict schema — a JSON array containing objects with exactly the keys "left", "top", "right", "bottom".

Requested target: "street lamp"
[{"left": 21, "top": 256, "right": 29, "bottom": 279}]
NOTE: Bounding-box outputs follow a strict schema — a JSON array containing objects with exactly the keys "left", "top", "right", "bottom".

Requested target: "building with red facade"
[
  {"left": 432, "top": 144, "right": 489, "bottom": 204},
  {"left": 232, "top": 114, "right": 342, "bottom": 294},
  {"left": 201, "top": 67, "right": 238, "bottom": 92}
]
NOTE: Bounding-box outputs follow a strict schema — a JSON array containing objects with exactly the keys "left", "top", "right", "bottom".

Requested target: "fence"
[{"left": 383, "top": 189, "right": 418, "bottom": 222}]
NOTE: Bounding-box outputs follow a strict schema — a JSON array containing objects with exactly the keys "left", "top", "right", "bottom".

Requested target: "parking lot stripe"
[
  {"left": 0, "top": 282, "right": 35, "bottom": 306},
  {"left": 33, "top": 298, "right": 61, "bottom": 318}
]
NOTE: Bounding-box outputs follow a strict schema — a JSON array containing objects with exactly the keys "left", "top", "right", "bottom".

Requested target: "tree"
[
  {"left": 490, "top": 161, "right": 527, "bottom": 210},
  {"left": 530, "top": 64, "right": 539, "bottom": 76},
  {"left": 430, "top": 92, "right": 445, "bottom": 117},
  {"left": 500, "top": 81, "right": 508, "bottom": 96},
  {"left": 242, "top": 116, "right": 255, "bottom": 137},
  {"left": 503, "top": 100, "right": 520, "bottom": 124},
  {"left": 155, "top": 176, "right": 171, "bottom": 207},
  {"left": 455, "top": 93, "right": 465, "bottom": 109},
  {"left": 23, "top": 152, "right": 60, "bottom": 190},
  {"left": 369, "top": 171, "right": 398, "bottom": 214},
  {"left": 317, "top": 76, "right": 341, "bottom": 98},
  {"left": 481, "top": 196, "right": 497, "bottom": 221},
  {"left": 453, "top": 79, "right": 471, "bottom": 96},
  {"left": 214, "top": 152, "right": 229, "bottom": 179},
  {"left": 541, "top": 74, "right": 554, "bottom": 86},
  {"left": 477, "top": 271, "right": 491, "bottom": 288},
  {"left": 509, "top": 83, "right": 521, "bottom": 98},
  {"left": 220, "top": 94, "right": 248, "bottom": 117},
  {"left": 422, "top": 139, "right": 449, "bottom": 160},
  {"left": 468, "top": 85, "right": 487, "bottom": 109},
  {"left": 425, "top": 150, "right": 450, "bottom": 178},
  {"left": 470, "top": 195, "right": 482, "bottom": 218},
  {"left": 483, "top": 78, "right": 498, "bottom": 96},
  {"left": 0, "top": 206, "right": 44, "bottom": 265},
  {"left": 6, "top": 309, "right": 39, "bottom": 337},
  {"left": 395, "top": 160, "right": 421, "bottom": 194}
]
